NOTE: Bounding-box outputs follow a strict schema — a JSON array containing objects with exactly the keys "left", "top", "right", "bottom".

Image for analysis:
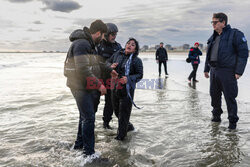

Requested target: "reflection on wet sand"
[
  {"left": 196, "top": 123, "right": 243, "bottom": 167},
  {"left": 155, "top": 77, "right": 167, "bottom": 103}
]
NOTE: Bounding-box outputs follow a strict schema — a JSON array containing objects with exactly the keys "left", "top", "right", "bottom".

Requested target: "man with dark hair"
[
  {"left": 156, "top": 42, "right": 168, "bottom": 77},
  {"left": 64, "top": 20, "right": 118, "bottom": 156},
  {"left": 204, "top": 13, "right": 248, "bottom": 129},
  {"left": 97, "top": 23, "right": 122, "bottom": 129}
]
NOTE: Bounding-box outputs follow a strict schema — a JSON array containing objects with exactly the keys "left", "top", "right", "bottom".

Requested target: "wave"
[
  {"left": 0, "top": 93, "right": 72, "bottom": 113},
  {"left": 0, "top": 62, "right": 28, "bottom": 70}
]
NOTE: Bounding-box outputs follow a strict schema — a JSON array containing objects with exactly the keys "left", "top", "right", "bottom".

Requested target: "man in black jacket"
[
  {"left": 97, "top": 23, "right": 122, "bottom": 129},
  {"left": 156, "top": 42, "right": 168, "bottom": 77},
  {"left": 204, "top": 13, "right": 248, "bottom": 129},
  {"left": 64, "top": 20, "right": 118, "bottom": 156}
]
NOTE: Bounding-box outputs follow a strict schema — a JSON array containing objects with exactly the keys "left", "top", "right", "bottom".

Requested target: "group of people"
[
  {"left": 64, "top": 12, "right": 248, "bottom": 158},
  {"left": 156, "top": 13, "right": 248, "bottom": 131},
  {"left": 186, "top": 13, "right": 248, "bottom": 130},
  {"left": 64, "top": 20, "right": 143, "bottom": 156}
]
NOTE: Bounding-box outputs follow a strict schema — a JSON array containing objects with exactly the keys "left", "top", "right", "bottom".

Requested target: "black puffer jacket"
[
  {"left": 106, "top": 49, "right": 143, "bottom": 97},
  {"left": 64, "top": 27, "right": 112, "bottom": 90},
  {"left": 97, "top": 39, "right": 122, "bottom": 61},
  {"left": 97, "top": 39, "right": 122, "bottom": 80}
]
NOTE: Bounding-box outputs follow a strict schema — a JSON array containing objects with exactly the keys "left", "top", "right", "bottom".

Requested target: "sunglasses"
[
  {"left": 110, "top": 32, "right": 117, "bottom": 36},
  {"left": 211, "top": 21, "right": 220, "bottom": 25}
]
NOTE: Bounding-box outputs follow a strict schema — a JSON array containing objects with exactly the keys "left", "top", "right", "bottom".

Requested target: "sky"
[{"left": 0, "top": 0, "right": 250, "bottom": 52}]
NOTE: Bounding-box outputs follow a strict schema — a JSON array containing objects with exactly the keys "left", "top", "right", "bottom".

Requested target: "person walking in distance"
[
  {"left": 188, "top": 42, "right": 202, "bottom": 82},
  {"left": 156, "top": 42, "right": 168, "bottom": 77}
]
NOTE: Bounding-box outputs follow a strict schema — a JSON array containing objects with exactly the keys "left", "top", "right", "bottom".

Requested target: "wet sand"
[{"left": 0, "top": 53, "right": 250, "bottom": 166}]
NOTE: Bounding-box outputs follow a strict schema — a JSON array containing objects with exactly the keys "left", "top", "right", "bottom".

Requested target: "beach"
[{"left": 0, "top": 52, "right": 250, "bottom": 167}]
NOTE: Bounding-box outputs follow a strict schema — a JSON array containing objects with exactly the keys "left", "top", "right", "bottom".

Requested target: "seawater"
[{"left": 0, "top": 52, "right": 250, "bottom": 167}]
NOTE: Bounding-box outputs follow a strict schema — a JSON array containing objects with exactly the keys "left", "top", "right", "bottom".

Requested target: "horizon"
[{"left": 1, "top": 0, "right": 250, "bottom": 52}]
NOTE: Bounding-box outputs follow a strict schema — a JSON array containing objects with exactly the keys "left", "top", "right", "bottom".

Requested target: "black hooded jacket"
[
  {"left": 64, "top": 27, "right": 112, "bottom": 90},
  {"left": 106, "top": 49, "right": 143, "bottom": 97},
  {"left": 107, "top": 49, "right": 143, "bottom": 82},
  {"left": 97, "top": 39, "right": 122, "bottom": 61}
]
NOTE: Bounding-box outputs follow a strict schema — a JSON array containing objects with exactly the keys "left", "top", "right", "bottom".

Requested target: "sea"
[{"left": 0, "top": 52, "right": 250, "bottom": 167}]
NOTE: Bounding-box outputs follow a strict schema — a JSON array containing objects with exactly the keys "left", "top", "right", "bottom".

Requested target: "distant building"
[
  {"left": 182, "top": 44, "right": 190, "bottom": 50},
  {"left": 155, "top": 45, "right": 160, "bottom": 50},
  {"left": 141, "top": 45, "right": 149, "bottom": 51},
  {"left": 199, "top": 43, "right": 204, "bottom": 50},
  {"left": 165, "top": 44, "right": 172, "bottom": 50}
]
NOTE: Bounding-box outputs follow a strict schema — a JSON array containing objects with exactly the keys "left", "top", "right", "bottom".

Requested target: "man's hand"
[
  {"left": 98, "top": 84, "right": 107, "bottom": 96},
  {"left": 235, "top": 74, "right": 241, "bottom": 79},
  {"left": 204, "top": 72, "right": 209, "bottom": 78},
  {"left": 111, "top": 70, "right": 118, "bottom": 79},
  {"left": 111, "top": 63, "right": 118, "bottom": 69},
  {"left": 119, "top": 76, "right": 127, "bottom": 84}
]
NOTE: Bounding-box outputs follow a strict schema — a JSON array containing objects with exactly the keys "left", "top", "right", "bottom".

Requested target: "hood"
[{"left": 69, "top": 27, "right": 93, "bottom": 43}]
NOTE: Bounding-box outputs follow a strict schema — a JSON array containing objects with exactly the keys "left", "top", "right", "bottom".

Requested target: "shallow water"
[{"left": 0, "top": 52, "right": 250, "bottom": 167}]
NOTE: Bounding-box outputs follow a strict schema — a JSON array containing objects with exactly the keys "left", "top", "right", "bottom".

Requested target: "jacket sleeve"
[
  {"left": 165, "top": 48, "right": 168, "bottom": 60},
  {"left": 129, "top": 58, "right": 143, "bottom": 83},
  {"left": 99, "top": 57, "right": 113, "bottom": 76},
  {"left": 73, "top": 40, "right": 103, "bottom": 88},
  {"left": 156, "top": 49, "right": 159, "bottom": 60},
  {"left": 234, "top": 30, "right": 249, "bottom": 75}
]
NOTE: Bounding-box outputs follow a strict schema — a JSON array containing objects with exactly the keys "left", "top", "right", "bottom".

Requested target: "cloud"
[
  {"left": 0, "top": 19, "right": 14, "bottom": 28},
  {"left": 165, "top": 28, "right": 181, "bottom": 32},
  {"left": 41, "top": 0, "right": 82, "bottom": 13},
  {"left": 7, "top": 0, "right": 33, "bottom": 3},
  {"left": 33, "top": 21, "right": 43, "bottom": 24},
  {"left": 27, "top": 28, "right": 40, "bottom": 32}
]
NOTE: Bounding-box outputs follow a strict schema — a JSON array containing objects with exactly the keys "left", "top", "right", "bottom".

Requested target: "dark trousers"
[
  {"left": 188, "top": 64, "right": 199, "bottom": 80},
  {"left": 210, "top": 68, "right": 239, "bottom": 123},
  {"left": 70, "top": 89, "right": 100, "bottom": 155},
  {"left": 159, "top": 60, "right": 168, "bottom": 75},
  {"left": 112, "top": 90, "right": 133, "bottom": 140},
  {"left": 103, "top": 89, "right": 113, "bottom": 123}
]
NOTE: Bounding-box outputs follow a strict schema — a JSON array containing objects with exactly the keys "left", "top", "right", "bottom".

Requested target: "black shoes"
[
  {"left": 228, "top": 122, "right": 237, "bottom": 130},
  {"left": 103, "top": 122, "right": 113, "bottom": 130},
  {"left": 211, "top": 115, "right": 221, "bottom": 122},
  {"left": 127, "top": 123, "right": 135, "bottom": 132},
  {"left": 114, "top": 136, "right": 124, "bottom": 141},
  {"left": 211, "top": 115, "right": 237, "bottom": 129}
]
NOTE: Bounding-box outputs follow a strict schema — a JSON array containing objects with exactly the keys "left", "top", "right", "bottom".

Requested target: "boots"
[
  {"left": 127, "top": 122, "right": 135, "bottom": 132},
  {"left": 211, "top": 115, "right": 221, "bottom": 122},
  {"left": 228, "top": 122, "right": 237, "bottom": 129},
  {"left": 103, "top": 122, "right": 112, "bottom": 129}
]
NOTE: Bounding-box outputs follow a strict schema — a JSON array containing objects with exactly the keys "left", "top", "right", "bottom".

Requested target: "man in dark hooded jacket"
[
  {"left": 204, "top": 13, "right": 248, "bottom": 129},
  {"left": 64, "top": 20, "right": 118, "bottom": 156}
]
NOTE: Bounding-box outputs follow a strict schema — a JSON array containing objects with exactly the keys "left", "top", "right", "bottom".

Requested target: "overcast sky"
[{"left": 0, "top": 0, "right": 249, "bottom": 52}]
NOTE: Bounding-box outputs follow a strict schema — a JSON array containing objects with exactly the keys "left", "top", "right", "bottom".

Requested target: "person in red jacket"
[{"left": 188, "top": 42, "right": 202, "bottom": 82}]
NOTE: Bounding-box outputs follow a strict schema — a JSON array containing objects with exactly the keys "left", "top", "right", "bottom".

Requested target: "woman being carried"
[{"left": 107, "top": 38, "right": 143, "bottom": 140}]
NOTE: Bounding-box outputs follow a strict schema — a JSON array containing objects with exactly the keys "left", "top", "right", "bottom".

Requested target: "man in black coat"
[
  {"left": 204, "top": 13, "right": 248, "bottom": 129},
  {"left": 156, "top": 42, "right": 168, "bottom": 77},
  {"left": 64, "top": 20, "right": 118, "bottom": 156},
  {"left": 97, "top": 23, "right": 122, "bottom": 129}
]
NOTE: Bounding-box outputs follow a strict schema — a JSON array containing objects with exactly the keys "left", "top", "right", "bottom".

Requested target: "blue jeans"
[{"left": 70, "top": 89, "right": 100, "bottom": 155}]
